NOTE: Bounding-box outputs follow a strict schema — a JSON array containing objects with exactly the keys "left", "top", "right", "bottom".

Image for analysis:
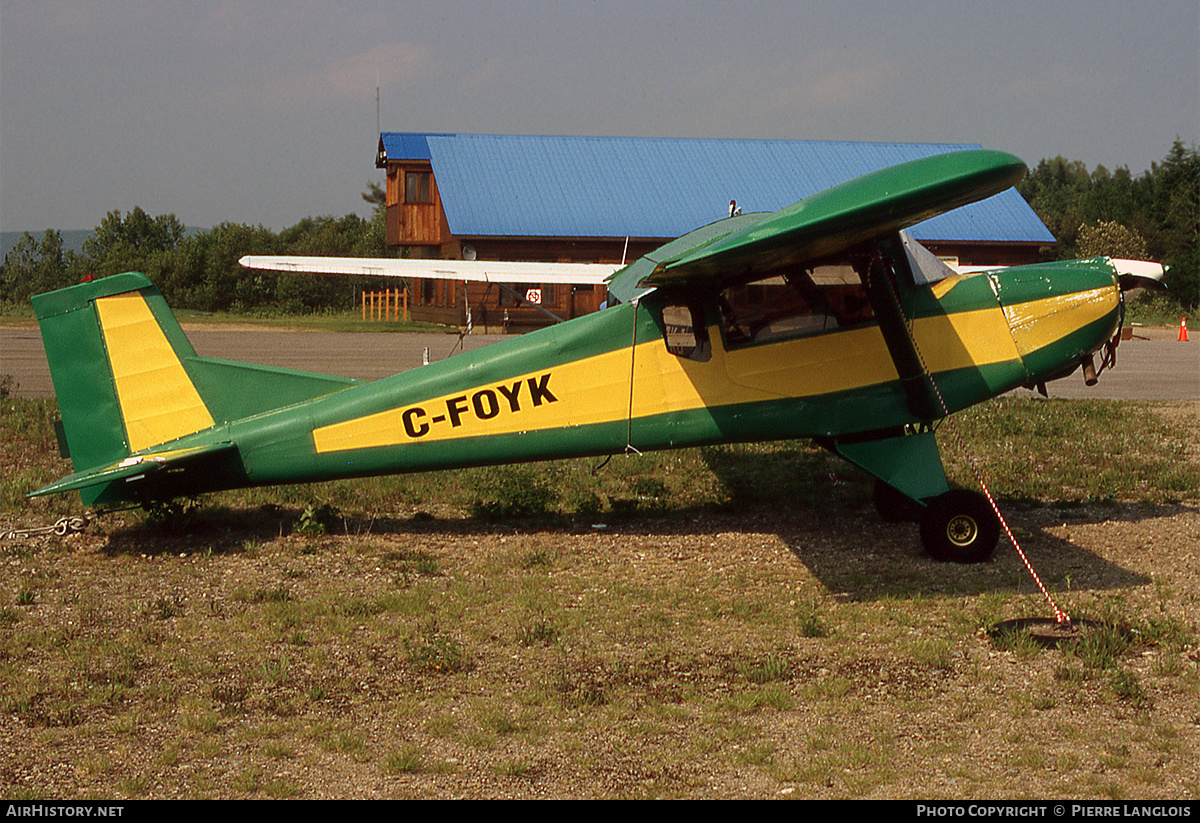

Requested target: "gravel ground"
[{"left": 1, "top": 478, "right": 1196, "bottom": 799}]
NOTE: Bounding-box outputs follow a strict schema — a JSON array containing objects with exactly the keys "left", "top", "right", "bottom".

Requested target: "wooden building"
[{"left": 376, "top": 133, "right": 1055, "bottom": 330}]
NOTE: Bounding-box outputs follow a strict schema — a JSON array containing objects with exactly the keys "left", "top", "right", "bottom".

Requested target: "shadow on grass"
[
  {"left": 103, "top": 503, "right": 296, "bottom": 556},
  {"left": 93, "top": 486, "right": 1177, "bottom": 606}
]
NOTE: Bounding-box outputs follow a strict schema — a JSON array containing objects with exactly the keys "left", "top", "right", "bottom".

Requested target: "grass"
[
  {"left": 1125, "top": 293, "right": 1193, "bottom": 327},
  {"left": 943, "top": 397, "right": 1200, "bottom": 505},
  {"left": 0, "top": 394, "right": 1197, "bottom": 798}
]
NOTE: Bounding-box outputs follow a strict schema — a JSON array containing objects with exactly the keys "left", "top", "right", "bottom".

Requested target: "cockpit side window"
[
  {"left": 660, "top": 302, "right": 711, "bottom": 362},
  {"left": 719, "top": 263, "right": 875, "bottom": 348}
]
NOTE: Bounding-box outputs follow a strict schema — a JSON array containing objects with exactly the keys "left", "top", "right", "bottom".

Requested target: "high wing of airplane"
[
  {"left": 236, "top": 256, "right": 620, "bottom": 286},
  {"left": 30, "top": 149, "right": 1161, "bottom": 563}
]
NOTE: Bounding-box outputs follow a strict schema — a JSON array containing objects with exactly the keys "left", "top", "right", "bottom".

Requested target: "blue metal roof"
[
  {"left": 379, "top": 132, "right": 441, "bottom": 161},
  {"left": 378, "top": 133, "right": 1054, "bottom": 244}
]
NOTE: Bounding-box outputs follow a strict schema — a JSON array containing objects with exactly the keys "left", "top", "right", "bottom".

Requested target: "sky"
[{"left": 1, "top": 0, "right": 1197, "bottom": 233}]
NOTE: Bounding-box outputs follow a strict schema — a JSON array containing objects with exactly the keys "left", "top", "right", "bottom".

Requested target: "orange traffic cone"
[{"left": 1179, "top": 318, "right": 1189, "bottom": 342}]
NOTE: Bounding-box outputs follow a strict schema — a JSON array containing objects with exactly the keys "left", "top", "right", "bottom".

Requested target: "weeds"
[
  {"left": 494, "top": 759, "right": 538, "bottom": 777},
  {"left": 384, "top": 547, "right": 441, "bottom": 578},
  {"left": 147, "top": 595, "right": 185, "bottom": 620},
  {"left": 947, "top": 397, "right": 1200, "bottom": 504},
  {"left": 521, "top": 550, "right": 554, "bottom": 569},
  {"left": 246, "top": 586, "right": 293, "bottom": 604},
  {"left": 552, "top": 651, "right": 607, "bottom": 708},
  {"left": 384, "top": 746, "right": 424, "bottom": 774},
  {"left": 516, "top": 619, "right": 560, "bottom": 647},
  {"left": 141, "top": 498, "right": 202, "bottom": 532},
  {"left": 989, "top": 625, "right": 1043, "bottom": 659},
  {"left": 1070, "top": 625, "right": 1135, "bottom": 671},
  {"left": 735, "top": 652, "right": 792, "bottom": 684},
  {"left": 404, "top": 621, "right": 471, "bottom": 674},
  {"left": 470, "top": 466, "right": 558, "bottom": 520},
  {"left": 1111, "top": 669, "right": 1150, "bottom": 708},
  {"left": 795, "top": 598, "right": 830, "bottom": 638},
  {"left": 3, "top": 396, "right": 1198, "bottom": 528},
  {"left": 297, "top": 503, "right": 340, "bottom": 536}
]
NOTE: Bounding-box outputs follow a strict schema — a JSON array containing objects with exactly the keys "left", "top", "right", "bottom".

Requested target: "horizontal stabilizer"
[
  {"left": 240, "top": 256, "right": 620, "bottom": 286},
  {"left": 31, "top": 442, "right": 237, "bottom": 500}
]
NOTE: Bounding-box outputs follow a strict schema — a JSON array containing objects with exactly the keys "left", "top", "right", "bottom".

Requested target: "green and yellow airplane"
[{"left": 30, "top": 150, "right": 1160, "bottom": 562}]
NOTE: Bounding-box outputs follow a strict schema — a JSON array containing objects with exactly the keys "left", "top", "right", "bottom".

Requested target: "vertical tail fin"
[{"left": 32, "top": 273, "right": 216, "bottom": 482}]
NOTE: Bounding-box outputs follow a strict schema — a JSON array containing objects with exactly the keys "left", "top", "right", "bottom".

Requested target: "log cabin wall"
[
  {"left": 405, "top": 274, "right": 609, "bottom": 331},
  {"left": 919, "top": 242, "right": 1047, "bottom": 268},
  {"left": 380, "top": 165, "right": 668, "bottom": 328},
  {"left": 385, "top": 160, "right": 453, "bottom": 253}
]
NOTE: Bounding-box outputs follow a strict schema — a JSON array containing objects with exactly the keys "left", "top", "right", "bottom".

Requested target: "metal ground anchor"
[{"left": 1, "top": 514, "right": 91, "bottom": 541}]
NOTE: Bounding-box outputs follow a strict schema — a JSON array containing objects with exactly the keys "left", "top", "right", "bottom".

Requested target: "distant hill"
[{"left": 1, "top": 229, "right": 94, "bottom": 261}]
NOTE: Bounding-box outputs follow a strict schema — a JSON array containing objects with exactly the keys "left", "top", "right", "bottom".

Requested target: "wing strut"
[{"left": 862, "top": 236, "right": 940, "bottom": 422}]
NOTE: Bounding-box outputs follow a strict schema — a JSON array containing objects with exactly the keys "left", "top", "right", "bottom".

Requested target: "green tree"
[
  {"left": 1019, "top": 141, "right": 1199, "bottom": 310},
  {"left": 275, "top": 214, "right": 385, "bottom": 312},
  {"left": 1076, "top": 220, "right": 1148, "bottom": 259},
  {"left": 0, "top": 229, "right": 74, "bottom": 304},
  {"left": 362, "top": 180, "right": 386, "bottom": 209},
  {"left": 1144, "top": 140, "right": 1199, "bottom": 309},
  {"left": 1017, "top": 156, "right": 1093, "bottom": 258},
  {"left": 153, "top": 222, "right": 280, "bottom": 312},
  {"left": 80, "top": 207, "right": 187, "bottom": 280}
]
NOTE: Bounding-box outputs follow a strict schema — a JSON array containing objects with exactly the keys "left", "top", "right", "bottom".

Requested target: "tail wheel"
[{"left": 919, "top": 490, "right": 1000, "bottom": 563}]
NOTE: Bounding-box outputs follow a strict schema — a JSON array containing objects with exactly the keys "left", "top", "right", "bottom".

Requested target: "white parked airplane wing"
[{"left": 239, "top": 256, "right": 621, "bottom": 285}]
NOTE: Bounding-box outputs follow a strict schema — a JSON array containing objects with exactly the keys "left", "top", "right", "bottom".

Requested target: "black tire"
[
  {"left": 872, "top": 479, "right": 923, "bottom": 523},
  {"left": 919, "top": 490, "right": 1000, "bottom": 563}
]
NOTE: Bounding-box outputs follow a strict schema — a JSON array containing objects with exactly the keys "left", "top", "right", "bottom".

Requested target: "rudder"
[{"left": 32, "top": 273, "right": 216, "bottom": 485}]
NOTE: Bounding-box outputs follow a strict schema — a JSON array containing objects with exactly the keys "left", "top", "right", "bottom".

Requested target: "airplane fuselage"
[{"left": 106, "top": 255, "right": 1120, "bottom": 502}]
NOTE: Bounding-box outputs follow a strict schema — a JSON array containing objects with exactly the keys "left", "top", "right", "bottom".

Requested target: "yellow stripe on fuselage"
[
  {"left": 1002, "top": 286, "right": 1118, "bottom": 356},
  {"left": 312, "top": 346, "right": 635, "bottom": 453},
  {"left": 95, "top": 293, "right": 213, "bottom": 452},
  {"left": 312, "top": 302, "right": 1022, "bottom": 454}
]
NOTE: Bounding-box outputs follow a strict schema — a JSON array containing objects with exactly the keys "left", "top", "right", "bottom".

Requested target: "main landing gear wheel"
[{"left": 919, "top": 490, "right": 1000, "bottom": 563}]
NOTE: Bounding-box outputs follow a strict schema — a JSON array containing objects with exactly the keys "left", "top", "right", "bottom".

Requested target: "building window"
[{"left": 405, "top": 171, "right": 432, "bottom": 204}]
